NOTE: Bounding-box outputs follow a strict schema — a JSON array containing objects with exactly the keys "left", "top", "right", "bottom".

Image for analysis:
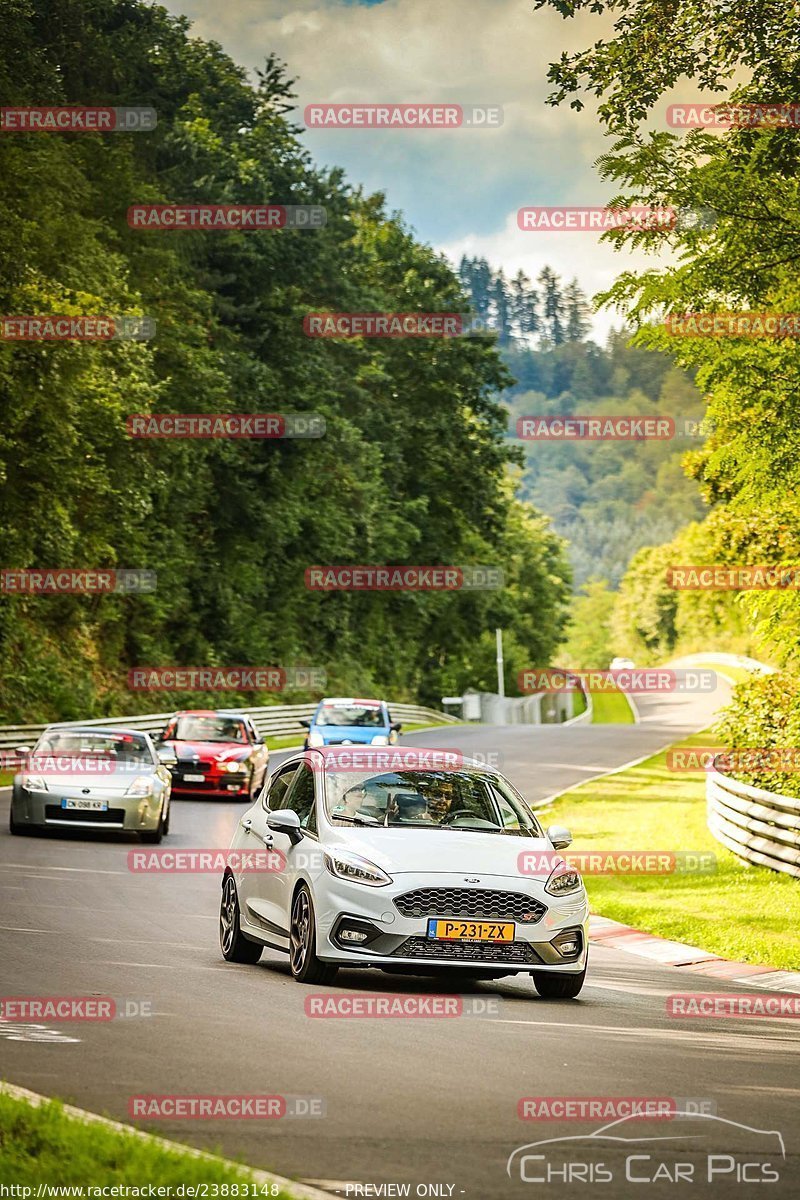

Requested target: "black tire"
[
  {"left": 139, "top": 804, "right": 166, "bottom": 844},
  {"left": 220, "top": 874, "right": 263, "bottom": 963},
  {"left": 532, "top": 966, "right": 586, "bottom": 999},
  {"left": 9, "top": 807, "right": 25, "bottom": 835},
  {"left": 289, "top": 885, "right": 338, "bottom": 985}
]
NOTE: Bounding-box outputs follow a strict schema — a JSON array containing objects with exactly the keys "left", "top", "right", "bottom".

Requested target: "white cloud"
[{"left": 160, "top": 0, "right": 667, "bottom": 320}]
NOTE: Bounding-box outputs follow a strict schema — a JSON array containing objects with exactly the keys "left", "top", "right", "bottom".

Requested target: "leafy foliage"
[{"left": 0, "top": 0, "right": 572, "bottom": 721}]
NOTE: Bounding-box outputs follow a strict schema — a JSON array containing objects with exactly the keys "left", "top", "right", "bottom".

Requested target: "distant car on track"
[
  {"left": 219, "top": 747, "right": 588, "bottom": 998},
  {"left": 300, "top": 697, "right": 401, "bottom": 750},
  {"left": 9, "top": 725, "right": 173, "bottom": 841},
  {"left": 609, "top": 657, "right": 635, "bottom": 671},
  {"left": 157, "top": 709, "right": 269, "bottom": 800}
]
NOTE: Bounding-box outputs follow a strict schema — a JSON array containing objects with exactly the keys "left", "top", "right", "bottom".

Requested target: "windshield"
[
  {"left": 172, "top": 716, "right": 248, "bottom": 744},
  {"left": 325, "top": 768, "right": 543, "bottom": 835},
  {"left": 316, "top": 704, "right": 385, "bottom": 728},
  {"left": 34, "top": 731, "right": 153, "bottom": 765}
]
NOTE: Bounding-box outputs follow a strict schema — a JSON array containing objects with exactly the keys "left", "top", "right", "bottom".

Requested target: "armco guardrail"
[
  {"left": 707, "top": 764, "right": 800, "bottom": 879},
  {"left": 0, "top": 700, "right": 460, "bottom": 761}
]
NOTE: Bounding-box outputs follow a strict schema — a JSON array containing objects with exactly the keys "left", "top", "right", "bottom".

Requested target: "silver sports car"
[{"left": 10, "top": 726, "right": 174, "bottom": 842}]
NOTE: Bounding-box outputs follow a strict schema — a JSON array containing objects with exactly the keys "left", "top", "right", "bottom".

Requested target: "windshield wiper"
[{"left": 330, "top": 813, "right": 381, "bottom": 826}]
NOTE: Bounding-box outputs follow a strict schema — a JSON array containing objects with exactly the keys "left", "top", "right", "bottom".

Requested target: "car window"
[
  {"left": 284, "top": 764, "right": 317, "bottom": 828},
  {"left": 262, "top": 764, "right": 298, "bottom": 811}
]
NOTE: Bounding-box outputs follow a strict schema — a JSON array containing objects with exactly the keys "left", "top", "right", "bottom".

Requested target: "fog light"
[
  {"left": 552, "top": 929, "right": 582, "bottom": 959},
  {"left": 339, "top": 929, "right": 369, "bottom": 943}
]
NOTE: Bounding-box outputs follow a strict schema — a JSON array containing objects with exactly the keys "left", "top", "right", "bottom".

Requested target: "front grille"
[
  {"left": 45, "top": 805, "right": 126, "bottom": 825},
  {"left": 392, "top": 936, "right": 542, "bottom": 964},
  {"left": 394, "top": 887, "right": 546, "bottom": 924},
  {"left": 175, "top": 760, "right": 213, "bottom": 773}
]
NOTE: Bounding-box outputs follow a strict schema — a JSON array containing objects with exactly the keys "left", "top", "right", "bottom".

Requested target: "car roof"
[
  {"left": 42, "top": 725, "right": 150, "bottom": 739},
  {"left": 171, "top": 709, "right": 247, "bottom": 718},
  {"left": 316, "top": 697, "right": 385, "bottom": 706}
]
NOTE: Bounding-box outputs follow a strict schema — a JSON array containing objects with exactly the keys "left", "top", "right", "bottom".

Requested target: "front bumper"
[
  {"left": 311, "top": 871, "right": 589, "bottom": 974},
  {"left": 11, "top": 785, "right": 163, "bottom": 832},
  {"left": 171, "top": 776, "right": 250, "bottom": 798}
]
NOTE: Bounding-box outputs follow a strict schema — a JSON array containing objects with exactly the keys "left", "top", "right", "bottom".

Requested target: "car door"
[
  {"left": 256, "top": 762, "right": 320, "bottom": 934},
  {"left": 238, "top": 762, "right": 299, "bottom": 938}
]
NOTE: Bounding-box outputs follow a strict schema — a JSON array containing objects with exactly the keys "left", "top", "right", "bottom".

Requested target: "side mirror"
[
  {"left": 266, "top": 808, "right": 304, "bottom": 844},
  {"left": 391, "top": 722, "right": 402, "bottom": 732},
  {"left": 299, "top": 718, "right": 311, "bottom": 729},
  {"left": 546, "top": 824, "right": 573, "bottom": 850},
  {"left": 15, "top": 745, "right": 33, "bottom": 755},
  {"left": 157, "top": 747, "right": 178, "bottom": 767}
]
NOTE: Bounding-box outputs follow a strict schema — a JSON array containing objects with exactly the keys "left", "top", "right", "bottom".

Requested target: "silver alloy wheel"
[
  {"left": 220, "top": 875, "right": 238, "bottom": 956},
  {"left": 290, "top": 889, "right": 311, "bottom": 974}
]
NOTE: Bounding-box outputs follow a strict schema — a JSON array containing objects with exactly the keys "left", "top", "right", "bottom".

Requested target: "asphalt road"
[{"left": 2, "top": 678, "right": 799, "bottom": 1198}]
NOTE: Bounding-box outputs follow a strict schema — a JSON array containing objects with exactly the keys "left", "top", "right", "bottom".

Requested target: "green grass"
[
  {"left": 545, "top": 728, "right": 800, "bottom": 970},
  {"left": 590, "top": 687, "right": 635, "bottom": 724},
  {"left": 0, "top": 1091, "right": 294, "bottom": 1193}
]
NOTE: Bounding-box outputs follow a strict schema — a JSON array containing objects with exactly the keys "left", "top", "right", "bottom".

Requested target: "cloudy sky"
[{"left": 159, "top": 0, "right": 677, "bottom": 337}]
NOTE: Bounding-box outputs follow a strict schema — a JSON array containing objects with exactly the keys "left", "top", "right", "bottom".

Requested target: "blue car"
[{"left": 301, "top": 698, "right": 402, "bottom": 749}]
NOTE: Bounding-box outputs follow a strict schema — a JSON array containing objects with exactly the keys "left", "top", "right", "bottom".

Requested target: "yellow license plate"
[{"left": 426, "top": 919, "right": 515, "bottom": 942}]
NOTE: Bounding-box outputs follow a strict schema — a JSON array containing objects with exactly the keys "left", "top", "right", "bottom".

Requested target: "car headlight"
[
  {"left": 324, "top": 850, "right": 392, "bottom": 887},
  {"left": 371, "top": 734, "right": 389, "bottom": 745},
  {"left": 307, "top": 732, "right": 324, "bottom": 747},
  {"left": 125, "top": 775, "right": 153, "bottom": 798},
  {"left": 21, "top": 775, "right": 47, "bottom": 792},
  {"left": 224, "top": 760, "right": 248, "bottom": 773},
  {"left": 545, "top": 862, "right": 583, "bottom": 896}
]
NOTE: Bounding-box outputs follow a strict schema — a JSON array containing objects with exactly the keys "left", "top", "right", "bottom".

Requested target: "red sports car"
[{"left": 158, "top": 710, "right": 269, "bottom": 800}]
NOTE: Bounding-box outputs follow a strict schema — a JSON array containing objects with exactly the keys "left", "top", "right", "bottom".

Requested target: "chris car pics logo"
[{"left": 507, "top": 1112, "right": 785, "bottom": 1185}]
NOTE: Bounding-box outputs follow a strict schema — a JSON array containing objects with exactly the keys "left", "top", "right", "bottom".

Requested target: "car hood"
[
  {"left": 165, "top": 740, "right": 250, "bottom": 763},
  {"left": 327, "top": 826, "right": 560, "bottom": 880}
]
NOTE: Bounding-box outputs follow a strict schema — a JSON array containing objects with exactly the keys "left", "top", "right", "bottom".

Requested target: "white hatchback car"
[{"left": 219, "top": 748, "right": 589, "bottom": 998}]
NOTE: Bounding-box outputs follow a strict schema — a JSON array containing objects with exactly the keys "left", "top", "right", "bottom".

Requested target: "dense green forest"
[
  {"left": 458, "top": 259, "right": 707, "bottom": 586},
  {"left": 0, "top": 0, "right": 573, "bottom": 723}
]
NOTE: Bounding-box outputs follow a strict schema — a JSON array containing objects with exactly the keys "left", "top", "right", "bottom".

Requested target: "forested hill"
[
  {"left": 458, "top": 258, "right": 707, "bottom": 586},
  {"left": 0, "top": 0, "right": 572, "bottom": 723}
]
